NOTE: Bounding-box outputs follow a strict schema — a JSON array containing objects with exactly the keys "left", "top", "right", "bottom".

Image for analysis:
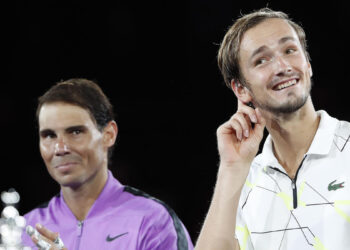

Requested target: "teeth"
[{"left": 275, "top": 79, "right": 297, "bottom": 90}]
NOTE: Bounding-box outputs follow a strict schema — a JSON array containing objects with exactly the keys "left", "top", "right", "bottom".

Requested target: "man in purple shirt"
[{"left": 22, "top": 78, "right": 193, "bottom": 250}]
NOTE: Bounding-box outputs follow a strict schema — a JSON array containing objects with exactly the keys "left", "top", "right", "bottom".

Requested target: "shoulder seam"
[
  {"left": 123, "top": 186, "right": 188, "bottom": 250},
  {"left": 35, "top": 193, "right": 60, "bottom": 209}
]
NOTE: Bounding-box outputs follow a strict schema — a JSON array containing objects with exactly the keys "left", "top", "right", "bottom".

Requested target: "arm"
[{"left": 195, "top": 101, "right": 265, "bottom": 250}]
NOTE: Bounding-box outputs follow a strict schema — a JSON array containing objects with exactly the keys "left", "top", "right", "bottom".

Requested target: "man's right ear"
[
  {"left": 230, "top": 79, "right": 252, "bottom": 103},
  {"left": 103, "top": 121, "right": 118, "bottom": 148}
]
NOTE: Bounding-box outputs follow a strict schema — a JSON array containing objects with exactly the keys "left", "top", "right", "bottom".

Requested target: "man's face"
[
  {"left": 38, "top": 102, "right": 108, "bottom": 188},
  {"left": 238, "top": 18, "right": 312, "bottom": 114}
]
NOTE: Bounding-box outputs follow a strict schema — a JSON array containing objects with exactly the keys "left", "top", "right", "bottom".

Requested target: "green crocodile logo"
[{"left": 328, "top": 180, "right": 345, "bottom": 191}]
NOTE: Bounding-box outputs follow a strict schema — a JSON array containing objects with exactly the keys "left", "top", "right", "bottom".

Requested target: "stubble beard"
[
  {"left": 245, "top": 78, "right": 313, "bottom": 115},
  {"left": 254, "top": 91, "right": 309, "bottom": 114}
]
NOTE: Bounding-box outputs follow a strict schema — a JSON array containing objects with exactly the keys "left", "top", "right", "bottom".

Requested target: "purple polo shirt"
[{"left": 22, "top": 171, "right": 193, "bottom": 249}]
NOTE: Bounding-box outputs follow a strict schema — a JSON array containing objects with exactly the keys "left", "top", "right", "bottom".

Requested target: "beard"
[
  {"left": 254, "top": 91, "right": 309, "bottom": 114},
  {"left": 244, "top": 78, "right": 313, "bottom": 115}
]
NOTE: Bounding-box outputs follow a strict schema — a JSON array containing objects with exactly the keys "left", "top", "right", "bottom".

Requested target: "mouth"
[
  {"left": 272, "top": 78, "right": 299, "bottom": 91},
  {"left": 55, "top": 162, "right": 77, "bottom": 169}
]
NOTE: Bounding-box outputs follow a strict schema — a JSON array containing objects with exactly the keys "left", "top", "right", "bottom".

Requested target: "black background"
[{"left": 2, "top": 0, "right": 350, "bottom": 243}]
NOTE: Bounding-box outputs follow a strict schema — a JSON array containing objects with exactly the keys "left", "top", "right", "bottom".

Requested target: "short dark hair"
[
  {"left": 218, "top": 8, "right": 310, "bottom": 88},
  {"left": 36, "top": 78, "right": 116, "bottom": 161},
  {"left": 36, "top": 78, "right": 114, "bottom": 130}
]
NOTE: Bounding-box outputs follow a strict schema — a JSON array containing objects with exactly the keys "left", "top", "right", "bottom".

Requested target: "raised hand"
[
  {"left": 195, "top": 100, "right": 266, "bottom": 250},
  {"left": 217, "top": 100, "right": 266, "bottom": 167}
]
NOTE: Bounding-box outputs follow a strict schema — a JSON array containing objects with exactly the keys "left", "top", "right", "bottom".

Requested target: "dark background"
[{"left": 2, "top": 0, "right": 350, "bottom": 244}]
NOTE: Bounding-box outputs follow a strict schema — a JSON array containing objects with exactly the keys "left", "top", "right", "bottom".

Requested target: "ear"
[
  {"left": 102, "top": 121, "right": 118, "bottom": 148},
  {"left": 230, "top": 79, "right": 253, "bottom": 104}
]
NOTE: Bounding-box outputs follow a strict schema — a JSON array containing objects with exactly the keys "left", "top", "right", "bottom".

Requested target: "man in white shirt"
[{"left": 195, "top": 8, "right": 350, "bottom": 250}]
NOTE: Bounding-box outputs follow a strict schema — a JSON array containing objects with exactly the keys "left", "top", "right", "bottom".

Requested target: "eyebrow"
[
  {"left": 39, "top": 129, "right": 55, "bottom": 137},
  {"left": 65, "top": 125, "right": 87, "bottom": 133},
  {"left": 250, "top": 36, "right": 297, "bottom": 60},
  {"left": 39, "top": 125, "right": 87, "bottom": 136}
]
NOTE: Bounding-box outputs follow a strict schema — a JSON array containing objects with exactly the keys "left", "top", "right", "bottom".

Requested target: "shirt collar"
[
  {"left": 59, "top": 170, "right": 124, "bottom": 220},
  {"left": 86, "top": 170, "right": 124, "bottom": 218},
  {"left": 259, "top": 110, "right": 338, "bottom": 167}
]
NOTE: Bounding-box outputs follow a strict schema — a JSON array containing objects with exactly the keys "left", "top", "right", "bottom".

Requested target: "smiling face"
[
  {"left": 38, "top": 102, "right": 116, "bottom": 189},
  {"left": 237, "top": 18, "right": 313, "bottom": 114}
]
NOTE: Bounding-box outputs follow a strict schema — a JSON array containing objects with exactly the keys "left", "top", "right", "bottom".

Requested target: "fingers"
[
  {"left": 237, "top": 99, "right": 256, "bottom": 119},
  {"left": 26, "top": 225, "right": 40, "bottom": 238},
  {"left": 237, "top": 100, "right": 258, "bottom": 124},
  {"left": 26, "top": 224, "right": 66, "bottom": 250},
  {"left": 218, "top": 105, "right": 265, "bottom": 143},
  {"left": 33, "top": 236, "right": 51, "bottom": 250},
  {"left": 228, "top": 112, "right": 258, "bottom": 141},
  {"left": 219, "top": 115, "right": 245, "bottom": 141},
  {"left": 31, "top": 233, "right": 50, "bottom": 250},
  {"left": 217, "top": 115, "right": 250, "bottom": 142},
  {"left": 36, "top": 223, "right": 59, "bottom": 242}
]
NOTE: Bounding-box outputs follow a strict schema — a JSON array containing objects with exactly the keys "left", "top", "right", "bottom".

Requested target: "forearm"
[
  {"left": 195, "top": 163, "right": 248, "bottom": 250},
  {"left": 196, "top": 104, "right": 265, "bottom": 250}
]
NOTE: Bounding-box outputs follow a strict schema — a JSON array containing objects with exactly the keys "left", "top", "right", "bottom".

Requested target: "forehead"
[
  {"left": 240, "top": 18, "right": 299, "bottom": 57},
  {"left": 38, "top": 102, "right": 96, "bottom": 129}
]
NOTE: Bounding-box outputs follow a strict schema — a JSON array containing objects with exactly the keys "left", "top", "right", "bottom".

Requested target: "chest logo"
[
  {"left": 106, "top": 232, "right": 129, "bottom": 242},
  {"left": 328, "top": 180, "right": 345, "bottom": 191}
]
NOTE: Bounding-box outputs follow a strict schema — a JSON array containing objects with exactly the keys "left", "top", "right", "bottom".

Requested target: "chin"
[
  {"left": 272, "top": 101, "right": 306, "bottom": 114},
  {"left": 53, "top": 174, "right": 80, "bottom": 188},
  {"left": 60, "top": 180, "right": 82, "bottom": 189},
  {"left": 257, "top": 92, "right": 309, "bottom": 115}
]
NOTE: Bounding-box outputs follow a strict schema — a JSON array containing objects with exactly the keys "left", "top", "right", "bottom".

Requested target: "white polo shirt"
[{"left": 236, "top": 110, "right": 350, "bottom": 250}]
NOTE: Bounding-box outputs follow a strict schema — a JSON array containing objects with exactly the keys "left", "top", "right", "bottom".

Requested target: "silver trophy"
[{"left": 0, "top": 189, "right": 30, "bottom": 250}]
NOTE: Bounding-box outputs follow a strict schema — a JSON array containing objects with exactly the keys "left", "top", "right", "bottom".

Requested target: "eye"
[
  {"left": 72, "top": 129, "right": 82, "bottom": 135},
  {"left": 255, "top": 58, "right": 268, "bottom": 66},
  {"left": 285, "top": 47, "right": 297, "bottom": 54},
  {"left": 40, "top": 131, "right": 56, "bottom": 139},
  {"left": 67, "top": 126, "right": 86, "bottom": 136}
]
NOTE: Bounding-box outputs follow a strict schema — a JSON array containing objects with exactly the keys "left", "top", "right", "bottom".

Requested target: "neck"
[
  {"left": 263, "top": 99, "right": 319, "bottom": 178},
  {"left": 61, "top": 168, "right": 108, "bottom": 221}
]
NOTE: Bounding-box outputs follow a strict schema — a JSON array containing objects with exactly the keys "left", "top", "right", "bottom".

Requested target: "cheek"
[
  {"left": 245, "top": 67, "right": 271, "bottom": 86},
  {"left": 39, "top": 143, "right": 52, "bottom": 162},
  {"left": 78, "top": 138, "right": 104, "bottom": 162},
  {"left": 292, "top": 55, "right": 309, "bottom": 71},
  {"left": 92, "top": 139, "right": 105, "bottom": 159},
  {"left": 305, "top": 63, "right": 312, "bottom": 77}
]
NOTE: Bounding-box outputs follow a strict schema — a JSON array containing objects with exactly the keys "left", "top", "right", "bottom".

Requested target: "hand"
[
  {"left": 217, "top": 100, "right": 266, "bottom": 167},
  {"left": 27, "top": 224, "right": 67, "bottom": 250}
]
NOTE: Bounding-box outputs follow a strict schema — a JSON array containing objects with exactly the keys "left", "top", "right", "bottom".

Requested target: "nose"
[
  {"left": 274, "top": 55, "right": 292, "bottom": 76},
  {"left": 54, "top": 140, "right": 70, "bottom": 156}
]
